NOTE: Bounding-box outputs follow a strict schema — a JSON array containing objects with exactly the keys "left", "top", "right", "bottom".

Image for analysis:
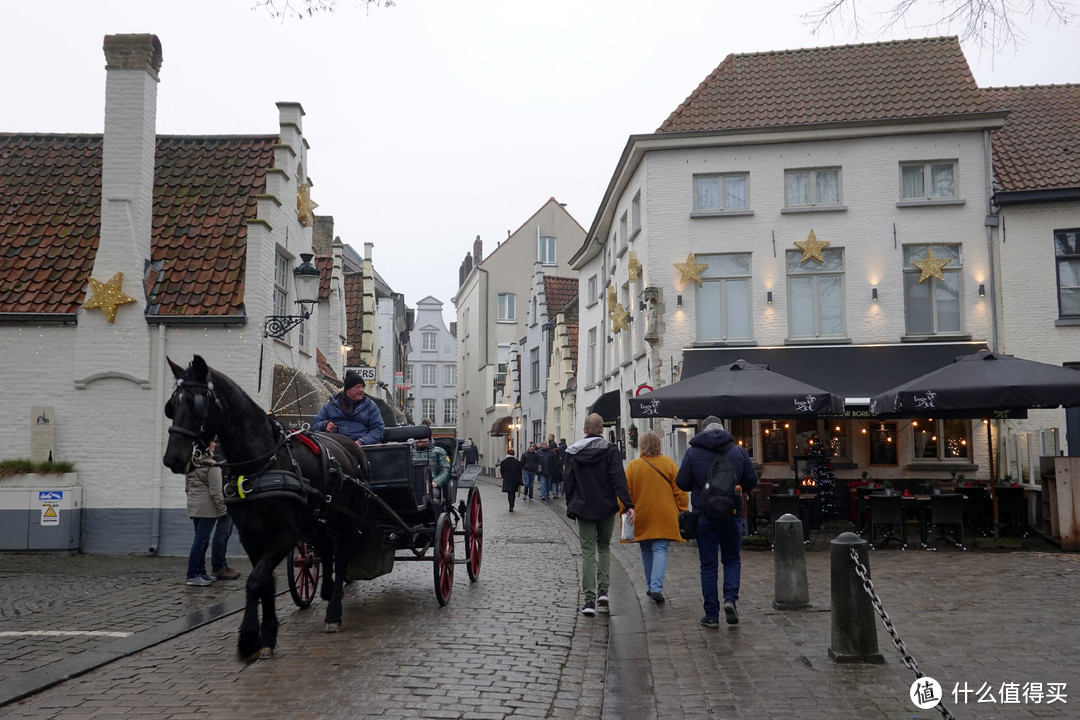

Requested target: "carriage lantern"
[{"left": 264, "top": 253, "right": 321, "bottom": 339}]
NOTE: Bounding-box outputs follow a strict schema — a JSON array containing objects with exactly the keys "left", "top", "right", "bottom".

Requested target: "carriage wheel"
[
  {"left": 464, "top": 486, "right": 483, "bottom": 582},
  {"left": 287, "top": 541, "right": 320, "bottom": 609},
  {"left": 433, "top": 512, "right": 455, "bottom": 606}
]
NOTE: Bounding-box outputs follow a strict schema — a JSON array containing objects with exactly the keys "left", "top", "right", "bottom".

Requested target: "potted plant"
[
  {"left": 881, "top": 478, "right": 895, "bottom": 495},
  {"left": 928, "top": 478, "right": 942, "bottom": 495}
]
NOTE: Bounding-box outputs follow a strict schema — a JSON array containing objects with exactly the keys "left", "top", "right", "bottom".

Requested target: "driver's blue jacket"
[{"left": 312, "top": 393, "right": 385, "bottom": 445}]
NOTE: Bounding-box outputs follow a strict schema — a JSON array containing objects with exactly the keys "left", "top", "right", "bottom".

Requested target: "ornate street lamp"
[{"left": 263, "top": 253, "right": 320, "bottom": 339}]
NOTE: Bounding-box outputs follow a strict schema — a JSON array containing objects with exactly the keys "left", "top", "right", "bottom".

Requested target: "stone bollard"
[
  {"left": 772, "top": 513, "right": 810, "bottom": 610},
  {"left": 828, "top": 532, "right": 884, "bottom": 663}
]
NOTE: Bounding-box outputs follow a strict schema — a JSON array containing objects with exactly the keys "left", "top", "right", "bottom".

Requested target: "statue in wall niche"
[{"left": 643, "top": 286, "right": 660, "bottom": 345}]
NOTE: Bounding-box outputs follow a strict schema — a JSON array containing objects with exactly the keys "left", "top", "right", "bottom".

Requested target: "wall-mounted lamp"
[
  {"left": 639, "top": 301, "right": 647, "bottom": 312},
  {"left": 626, "top": 314, "right": 634, "bottom": 323},
  {"left": 676, "top": 295, "right": 683, "bottom": 307},
  {"left": 978, "top": 284, "right": 986, "bottom": 297},
  {"left": 766, "top": 291, "right": 773, "bottom": 304},
  {"left": 872, "top": 287, "right": 878, "bottom": 301},
  {"left": 607, "top": 336, "right": 613, "bottom": 343},
  {"left": 264, "top": 253, "right": 320, "bottom": 338}
]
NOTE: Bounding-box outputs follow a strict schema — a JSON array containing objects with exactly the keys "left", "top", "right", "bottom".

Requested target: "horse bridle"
[{"left": 165, "top": 379, "right": 218, "bottom": 449}]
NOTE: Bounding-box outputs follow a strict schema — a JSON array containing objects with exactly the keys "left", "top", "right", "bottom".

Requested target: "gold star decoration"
[
  {"left": 297, "top": 181, "right": 319, "bottom": 227},
  {"left": 82, "top": 272, "right": 137, "bottom": 323},
  {"left": 628, "top": 251, "right": 639, "bottom": 282},
  {"left": 607, "top": 285, "right": 617, "bottom": 312},
  {"left": 912, "top": 248, "right": 951, "bottom": 283},
  {"left": 674, "top": 252, "right": 707, "bottom": 287},
  {"left": 609, "top": 302, "right": 630, "bottom": 333},
  {"left": 794, "top": 229, "right": 829, "bottom": 264}
]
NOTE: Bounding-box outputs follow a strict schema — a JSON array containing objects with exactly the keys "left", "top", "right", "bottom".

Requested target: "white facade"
[
  {"left": 453, "top": 199, "right": 584, "bottom": 473},
  {"left": 407, "top": 296, "right": 459, "bottom": 428}
]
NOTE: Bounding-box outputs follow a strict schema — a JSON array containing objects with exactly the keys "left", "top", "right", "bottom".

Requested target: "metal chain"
[{"left": 849, "top": 547, "right": 958, "bottom": 720}]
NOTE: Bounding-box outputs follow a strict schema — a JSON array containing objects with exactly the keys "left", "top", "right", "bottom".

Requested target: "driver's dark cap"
[{"left": 344, "top": 370, "right": 363, "bottom": 391}]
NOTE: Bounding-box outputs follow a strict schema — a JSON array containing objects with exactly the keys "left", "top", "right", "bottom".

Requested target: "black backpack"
[{"left": 700, "top": 450, "right": 740, "bottom": 522}]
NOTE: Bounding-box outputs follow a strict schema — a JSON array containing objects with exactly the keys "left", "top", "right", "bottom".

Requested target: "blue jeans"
[
  {"left": 211, "top": 514, "right": 233, "bottom": 572},
  {"left": 639, "top": 539, "right": 670, "bottom": 594},
  {"left": 538, "top": 474, "right": 551, "bottom": 499},
  {"left": 696, "top": 515, "right": 743, "bottom": 620},
  {"left": 522, "top": 471, "right": 535, "bottom": 499},
  {"left": 187, "top": 517, "right": 217, "bottom": 579}
]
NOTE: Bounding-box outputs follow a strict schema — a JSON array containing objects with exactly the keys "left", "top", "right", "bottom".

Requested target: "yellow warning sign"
[
  {"left": 43, "top": 505, "right": 57, "bottom": 518},
  {"left": 41, "top": 501, "right": 60, "bottom": 526}
]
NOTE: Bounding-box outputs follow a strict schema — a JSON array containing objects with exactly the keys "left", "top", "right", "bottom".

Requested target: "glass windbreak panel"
[
  {"left": 911, "top": 418, "right": 939, "bottom": 459},
  {"left": 943, "top": 419, "right": 970, "bottom": 459}
]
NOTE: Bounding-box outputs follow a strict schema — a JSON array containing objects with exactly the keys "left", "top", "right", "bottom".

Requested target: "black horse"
[{"left": 162, "top": 355, "right": 371, "bottom": 661}]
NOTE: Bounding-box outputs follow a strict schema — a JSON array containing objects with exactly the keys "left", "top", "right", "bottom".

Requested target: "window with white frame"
[
  {"left": 1055, "top": 228, "right": 1080, "bottom": 317},
  {"left": 787, "top": 248, "right": 845, "bottom": 339},
  {"left": 444, "top": 365, "right": 456, "bottom": 386},
  {"left": 587, "top": 275, "right": 598, "bottom": 307},
  {"left": 911, "top": 417, "right": 970, "bottom": 461},
  {"left": 586, "top": 327, "right": 597, "bottom": 386},
  {"left": 530, "top": 347, "right": 540, "bottom": 391},
  {"left": 273, "top": 254, "right": 289, "bottom": 320},
  {"left": 532, "top": 420, "right": 542, "bottom": 445},
  {"left": 422, "top": 332, "right": 437, "bottom": 351},
  {"left": 422, "top": 364, "right": 437, "bottom": 386},
  {"left": 443, "top": 398, "right": 457, "bottom": 426},
  {"left": 406, "top": 365, "right": 414, "bottom": 385},
  {"left": 539, "top": 236, "right": 556, "bottom": 265},
  {"left": 694, "top": 173, "right": 749, "bottom": 212},
  {"left": 498, "top": 293, "right": 516, "bottom": 321},
  {"left": 785, "top": 168, "right": 841, "bottom": 208},
  {"left": 900, "top": 161, "right": 957, "bottom": 201},
  {"left": 696, "top": 253, "right": 752, "bottom": 342},
  {"left": 903, "top": 244, "right": 962, "bottom": 335},
  {"left": 421, "top": 399, "right": 436, "bottom": 422},
  {"left": 619, "top": 213, "right": 628, "bottom": 252},
  {"left": 631, "top": 192, "right": 641, "bottom": 236}
]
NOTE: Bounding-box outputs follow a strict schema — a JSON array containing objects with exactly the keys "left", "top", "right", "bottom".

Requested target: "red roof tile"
[
  {"left": 985, "top": 84, "right": 1080, "bottom": 193},
  {"left": 344, "top": 271, "right": 363, "bottom": 366},
  {"left": 0, "top": 133, "right": 277, "bottom": 317},
  {"left": 658, "top": 36, "right": 989, "bottom": 134},
  {"left": 543, "top": 275, "right": 577, "bottom": 316}
]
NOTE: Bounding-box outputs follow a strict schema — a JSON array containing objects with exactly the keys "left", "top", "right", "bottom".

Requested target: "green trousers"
[{"left": 577, "top": 514, "right": 616, "bottom": 603}]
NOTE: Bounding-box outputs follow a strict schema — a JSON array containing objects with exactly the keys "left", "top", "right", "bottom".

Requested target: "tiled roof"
[
  {"left": 344, "top": 270, "right": 363, "bottom": 366},
  {"left": 658, "top": 36, "right": 989, "bottom": 134},
  {"left": 985, "top": 84, "right": 1080, "bottom": 193},
  {"left": 315, "top": 346, "right": 339, "bottom": 383},
  {"left": 543, "top": 275, "right": 578, "bottom": 316},
  {"left": 0, "top": 133, "right": 277, "bottom": 317},
  {"left": 316, "top": 255, "right": 333, "bottom": 301}
]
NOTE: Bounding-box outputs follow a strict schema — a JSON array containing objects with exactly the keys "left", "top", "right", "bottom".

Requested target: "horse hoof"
[
  {"left": 325, "top": 622, "right": 341, "bottom": 633},
  {"left": 259, "top": 647, "right": 274, "bottom": 660},
  {"left": 237, "top": 648, "right": 261, "bottom": 664}
]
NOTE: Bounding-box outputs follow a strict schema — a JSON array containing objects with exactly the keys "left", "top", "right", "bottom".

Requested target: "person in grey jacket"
[
  {"left": 184, "top": 441, "right": 238, "bottom": 586},
  {"left": 564, "top": 413, "right": 635, "bottom": 616}
]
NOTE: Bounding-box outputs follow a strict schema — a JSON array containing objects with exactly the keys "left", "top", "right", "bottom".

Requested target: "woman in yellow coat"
[{"left": 622, "top": 430, "right": 689, "bottom": 603}]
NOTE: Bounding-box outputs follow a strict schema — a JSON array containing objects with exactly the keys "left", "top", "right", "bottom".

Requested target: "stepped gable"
[
  {"left": 658, "top": 36, "right": 988, "bottom": 134},
  {"left": 985, "top": 84, "right": 1080, "bottom": 193},
  {"left": 0, "top": 133, "right": 277, "bottom": 317}
]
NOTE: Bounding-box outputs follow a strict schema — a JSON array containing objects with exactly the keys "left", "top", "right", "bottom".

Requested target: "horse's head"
[{"left": 163, "top": 355, "right": 221, "bottom": 474}]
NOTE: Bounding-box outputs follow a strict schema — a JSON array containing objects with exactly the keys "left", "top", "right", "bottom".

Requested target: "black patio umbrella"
[
  {"left": 628, "top": 359, "right": 845, "bottom": 419},
  {"left": 869, "top": 350, "right": 1080, "bottom": 534}
]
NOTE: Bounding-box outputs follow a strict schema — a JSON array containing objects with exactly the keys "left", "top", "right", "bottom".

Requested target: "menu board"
[
  {"left": 762, "top": 424, "right": 789, "bottom": 464},
  {"left": 868, "top": 422, "right": 898, "bottom": 465}
]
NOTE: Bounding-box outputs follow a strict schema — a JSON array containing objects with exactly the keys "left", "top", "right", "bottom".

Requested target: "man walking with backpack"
[{"left": 676, "top": 415, "right": 757, "bottom": 627}]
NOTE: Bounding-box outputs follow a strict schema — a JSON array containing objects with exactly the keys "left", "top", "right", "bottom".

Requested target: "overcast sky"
[{"left": 5, "top": 0, "right": 1078, "bottom": 328}]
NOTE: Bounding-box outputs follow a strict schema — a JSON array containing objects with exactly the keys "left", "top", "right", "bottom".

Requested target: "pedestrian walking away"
[
  {"left": 564, "top": 413, "right": 635, "bottom": 616},
  {"left": 463, "top": 438, "right": 479, "bottom": 466},
  {"left": 499, "top": 447, "right": 524, "bottom": 512},
  {"left": 676, "top": 415, "right": 757, "bottom": 627},
  {"left": 623, "top": 430, "right": 688, "bottom": 604},
  {"left": 521, "top": 443, "right": 539, "bottom": 501},
  {"left": 538, "top": 440, "right": 557, "bottom": 500}
]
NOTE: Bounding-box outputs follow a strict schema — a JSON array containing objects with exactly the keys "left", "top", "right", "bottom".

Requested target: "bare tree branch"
[
  {"left": 804, "top": 0, "right": 1076, "bottom": 55},
  {"left": 254, "top": 0, "right": 395, "bottom": 21}
]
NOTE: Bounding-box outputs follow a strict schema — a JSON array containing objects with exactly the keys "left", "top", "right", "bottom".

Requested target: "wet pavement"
[{"left": 1, "top": 477, "right": 1078, "bottom": 719}]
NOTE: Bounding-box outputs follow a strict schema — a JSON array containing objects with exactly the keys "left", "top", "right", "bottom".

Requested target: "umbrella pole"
[{"left": 988, "top": 419, "right": 1000, "bottom": 539}]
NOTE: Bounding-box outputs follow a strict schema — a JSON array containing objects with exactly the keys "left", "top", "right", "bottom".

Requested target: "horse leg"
[
  {"left": 257, "top": 570, "right": 279, "bottom": 659},
  {"left": 318, "top": 535, "right": 336, "bottom": 603},
  {"left": 324, "top": 528, "right": 349, "bottom": 633},
  {"left": 237, "top": 554, "right": 271, "bottom": 662}
]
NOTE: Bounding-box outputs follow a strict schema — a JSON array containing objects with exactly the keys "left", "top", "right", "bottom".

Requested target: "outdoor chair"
[
  {"left": 925, "top": 493, "right": 966, "bottom": 550},
  {"left": 868, "top": 493, "right": 907, "bottom": 549},
  {"left": 958, "top": 486, "right": 991, "bottom": 536},
  {"left": 995, "top": 486, "right": 1030, "bottom": 537},
  {"left": 750, "top": 482, "right": 775, "bottom": 534}
]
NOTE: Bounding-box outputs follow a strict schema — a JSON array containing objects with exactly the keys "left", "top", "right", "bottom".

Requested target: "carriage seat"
[
  {"left": 381, "top": 425, "right": 431, "bottom": 443},
  {"left": 363, "top": 443, "right": 428, "bottom": 512}
]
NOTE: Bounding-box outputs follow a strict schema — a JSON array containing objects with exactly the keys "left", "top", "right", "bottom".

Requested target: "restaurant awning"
[
  {"left": 588, "top": 390, "right": 621, "bottom": 424},
  {"left": 490, "top": 415, "right": 513, "bottom": 436},
  {"left": 680, "top": 342, "right": 987, "bottom": 406}
]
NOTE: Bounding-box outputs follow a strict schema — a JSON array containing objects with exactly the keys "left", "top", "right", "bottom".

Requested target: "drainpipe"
[
  {"left": 150, "top": 323, "right": 167, "bottom": 554},
  {"left": 983, "top": 129, "right": 999, "bottom": 353}
]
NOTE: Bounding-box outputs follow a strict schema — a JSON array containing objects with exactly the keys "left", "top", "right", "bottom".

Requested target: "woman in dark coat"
[{"left": 499, "top": 448, "right": 524, "bottom": 512}]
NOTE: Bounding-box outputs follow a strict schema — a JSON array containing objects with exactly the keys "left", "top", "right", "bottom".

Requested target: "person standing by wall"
[
  {"left": 184, "top": 440, "right": 237, "bottom": 585},
  {"left": 498, "top": 447, "right": 524, "bottom": 512},
  {"left": 623, "top": 430, "right": 687, "bottom": 604},
  {"left": 520, "top": 443, "right": 539, "bottom": 501},
  {"left": 537, "top": 440, "right": 556, "bottom": 500},
  {"left": 564, "top": 413, "right": 635, "bottom": 616},
  {"left": 676, "top": 415, "right": 757, "bottom": 627},
  {"left": 463, "top": 438, "right": 479, "bottom": 466}
]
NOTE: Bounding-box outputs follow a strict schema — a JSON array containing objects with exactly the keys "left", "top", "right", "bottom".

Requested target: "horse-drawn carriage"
[
  {"left": 286, "top": 424, "right": 483, "bottom": 609},
  {"left": 162, "top": 355, "right": 483, "bottom": 661}
]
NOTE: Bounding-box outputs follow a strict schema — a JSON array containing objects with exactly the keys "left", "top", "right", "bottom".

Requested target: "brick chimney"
[{"left": 75, "top": 34, "right": 162, "bottom": 387}]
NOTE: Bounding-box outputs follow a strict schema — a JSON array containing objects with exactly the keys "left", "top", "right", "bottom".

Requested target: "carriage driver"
[
  {"left": 414, "top": 434, "right": 451, "bottom": 503},
  {"left": 312, "top": 370, "right": 385, "bottom": 445}
]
